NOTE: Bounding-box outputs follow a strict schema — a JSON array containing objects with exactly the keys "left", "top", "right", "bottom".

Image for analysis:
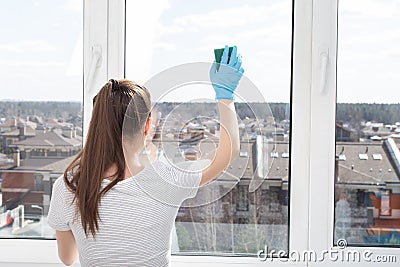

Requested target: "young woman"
[{"left": 48, "top": 46, "right": 244, "bottom": 266}]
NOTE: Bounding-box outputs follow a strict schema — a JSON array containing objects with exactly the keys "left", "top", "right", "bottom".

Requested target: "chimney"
[
  {"left": 17, "top": 123, "right": 26, "bottom": 140},
  {"left": 13, "top": 149, "right": 20, "bottom": 167},
  {"left": 62, "top": 126, "right": 73, "bottom": 139},
  {"left": 35, "top": 124, "right": 46, "bottom": 134}
]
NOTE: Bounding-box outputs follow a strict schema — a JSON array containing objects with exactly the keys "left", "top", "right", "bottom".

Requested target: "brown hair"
[{"left": 64, "top": 79, "right": 151, "bottom": 238}]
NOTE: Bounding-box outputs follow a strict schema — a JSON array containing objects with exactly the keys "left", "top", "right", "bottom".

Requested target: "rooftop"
[
  {"left": 336, "top": 141, "right": 400, "bottom": 185},
  {"left": 37, "top": 156, "right": 75, "bottom": 174},
  {"left": 2, "top": 126, "right": 36, "bottom": 137},
  {"left": 11, "top": 130, "right": 81, "bottom": 148},
  {"left": 2, "top": 157, "right": 64, "bottom": 171}
]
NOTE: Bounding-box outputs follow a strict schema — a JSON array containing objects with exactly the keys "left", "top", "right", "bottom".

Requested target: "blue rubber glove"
[{"left": 210, "top": 45, "right": 244, "bottom": 100}]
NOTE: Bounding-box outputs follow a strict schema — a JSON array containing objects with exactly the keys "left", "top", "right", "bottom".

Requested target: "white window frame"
[
  {"left": 1, "top": 0, "right": 311, "bottom": 265},
  {"left": 0, "top": 0, "right": 126, "bottom": 265},
  {"left": 4, "top": 0, "right": 399, "bottom": 266},
  {"left": 308, "top": 0, "right": 400, "bottom": 266}
]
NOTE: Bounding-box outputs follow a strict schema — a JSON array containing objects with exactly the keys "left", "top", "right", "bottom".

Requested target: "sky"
[
  {"left": 0, "top": 0, "right": 82, "bottom": 101},
  {"left": 0, "top": 0, "right": 399, "bottom": 103},
  {"left": 337, "top": 0, "right": 400, "bottom": 103},
  {"left": 126, "top": 0, "right": 292, "bottom": 103}
]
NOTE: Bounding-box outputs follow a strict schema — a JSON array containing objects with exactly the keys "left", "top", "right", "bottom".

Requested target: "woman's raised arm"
[{"left": 200, "top": 45, "right": 244, "bottom": 185}]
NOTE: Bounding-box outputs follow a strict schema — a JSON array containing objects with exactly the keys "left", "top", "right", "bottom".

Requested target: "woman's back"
[{"left": 48, "top": 159, "right": 201, "bottom": 267}]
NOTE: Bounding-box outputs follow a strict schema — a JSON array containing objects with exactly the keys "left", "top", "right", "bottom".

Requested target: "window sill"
[{"left": 0, "top": 239, "right": 306, "bottom": 266}]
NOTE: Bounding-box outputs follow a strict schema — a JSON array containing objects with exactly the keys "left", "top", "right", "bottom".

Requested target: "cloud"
[
  {"left": 126, "top": 0, "right": 171, "bottom": 82},
  {"left": 0, "top": 40, "right": 57, "bottom": 53},
  {"left": 156, "top": 24, "right": 185, "bottom": 35},
  {"left": 237, "top": 24, "right": 291, "bottom": 43},
  {"left": 160, "top": 1, "right": 291, "bottom": 33},
  {"left": 341, "top": 28, "right": 400, "bottom": 45},
  {"left": 383, "top": 48, "right": 400, "bottom": 58},
  {"left": 0, "top": 59, "right": 64, "bottom": 67},
  {"left": 340, "top": 0, "right": 400, "bottom": 17},
  {"left": 131, "top": 0, "right": 293, "bottom": 102},
  {"left": 63, "top": 0, "right": 82, "bottom": 14},
  {"left": 66, "top": 30, "right": 83, "bottom": 76},
  {"left": 163, "top": 1, "right": 292, "bottom": 59},
  {"left": 153, "top": 42, "right": 176, "bottom": 51}
]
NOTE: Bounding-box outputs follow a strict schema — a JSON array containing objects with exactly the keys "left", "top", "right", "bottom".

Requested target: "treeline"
[
  {"left": 336, "top": 103, "right": 400, "bottom": 125},
  {"left": 154, "top": 102, "right": 287, "bottom": 121},
  {"left": 268, "top": 103, "right": 400, "bottom": 124},
  {"left": 242, "top": 103, "right": 400, "bottom": 124},
  {"left": 0, "top": 101, "right": 82, "bottom": 119},
  {"left": 1, "top": 101, "right": 399, "bottom": 125}
]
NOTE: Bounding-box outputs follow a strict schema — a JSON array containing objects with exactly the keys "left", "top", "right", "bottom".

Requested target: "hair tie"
[{"left": 109, "top": 79, "right": 119, "bottom": 93}]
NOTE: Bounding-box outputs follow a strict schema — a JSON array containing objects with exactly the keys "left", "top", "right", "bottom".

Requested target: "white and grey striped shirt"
[{"left": 47, "top": 159, "right": 202, "bottom": 267}]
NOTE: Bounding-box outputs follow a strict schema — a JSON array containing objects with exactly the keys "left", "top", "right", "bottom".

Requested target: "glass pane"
[
  {"left": 335, "top": 0, "right": 400, "bottom": 246},
  {"left": 0, "top": 0, "right": 82, "bottom": 238},
  {"left": 126, "top": 0, "right": 292, "bottom": 255}
]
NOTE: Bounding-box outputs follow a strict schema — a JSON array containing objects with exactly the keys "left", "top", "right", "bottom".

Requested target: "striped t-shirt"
[{"left": 47, "top": 159, "right": 202, "bottom": 267}]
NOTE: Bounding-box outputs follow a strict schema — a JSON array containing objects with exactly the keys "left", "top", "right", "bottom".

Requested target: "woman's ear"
[{"left": 144, "top": 116, "right": 152, "bottom": 136}]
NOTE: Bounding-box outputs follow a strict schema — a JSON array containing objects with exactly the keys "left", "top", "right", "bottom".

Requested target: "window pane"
[
  {"left": 335, "top": 0, "right": 400, "bottom": 246},
  {"left": 0, "top": 0, "right": 82, "bottom": 238},
  {"left": 126, "top": 0, "right": 292, "bottom": 255}
]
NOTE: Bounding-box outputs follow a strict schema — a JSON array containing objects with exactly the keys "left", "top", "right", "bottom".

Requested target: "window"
[
  {"left": 126, "top": 0, "right": 292, "bottom": 256},
  {"left": 335, "top": 0, "right": 400, "bottom": 247},
  {"left": 240, "top": 151, "right": 248, "bottom": 157},
  {"left": 237, "top": 185, "right": 249, "bottom": 212},
  {"left": 380, "top": 190, "right": 391, "bottom": 216},
  {"left": 5, "top": 0, "right": 400, "bottom": 266},
  {"left": 0, "top": 0, "right": 82, "bottom": 238},
  {"left": 271, "top": 151, "right": 279, "bottom": 158}
]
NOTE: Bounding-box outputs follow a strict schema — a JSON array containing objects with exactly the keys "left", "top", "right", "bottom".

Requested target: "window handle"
[
  {"left": 319, "top": 48, "right": 329, "bottom": 93},
  {"left": 86, "top": 45, "right": 102, "bottom": 95}
]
